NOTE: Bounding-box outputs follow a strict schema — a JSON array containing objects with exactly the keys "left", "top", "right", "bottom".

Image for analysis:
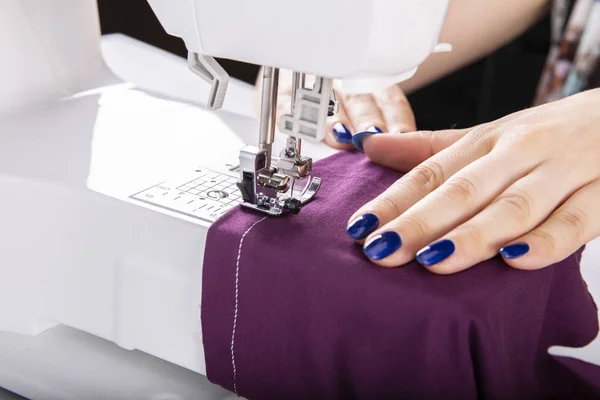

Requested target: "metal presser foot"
[
  {"left": 235, "top": 69, "right": 337, "bottom": 216},
  {"left": 236, "top": 145, "right": 322, "bottom": 216}
]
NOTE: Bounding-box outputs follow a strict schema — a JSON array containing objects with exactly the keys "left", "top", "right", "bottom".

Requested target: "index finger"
[
  {"left": 363, "top": 129, "right": 468, "bottom": 171},
  {"left": 346, "top": 130, "right": 485, "bottom": 241}
]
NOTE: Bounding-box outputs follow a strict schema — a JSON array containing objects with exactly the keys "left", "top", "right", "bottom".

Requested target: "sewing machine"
[
  {"left": 17, "top": 0, "right": 596, "bottom": 398},
  {"left": 146, "top": 0, "right": 452, "bottom": 216}
]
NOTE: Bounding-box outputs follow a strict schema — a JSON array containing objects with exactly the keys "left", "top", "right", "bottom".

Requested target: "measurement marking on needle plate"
[{"left": 130, "top": 169, "right": 242, "bottom": 223}]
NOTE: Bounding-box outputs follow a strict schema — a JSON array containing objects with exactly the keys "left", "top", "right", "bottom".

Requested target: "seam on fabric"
[{"left": 231, "top": 216, "right": 267, "bottom": 394}]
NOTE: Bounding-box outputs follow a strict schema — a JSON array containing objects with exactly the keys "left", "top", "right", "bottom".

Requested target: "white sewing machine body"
[
  {"left": 147, "top": 0, "right": 451, "bottom": 92},
  {"left": 0, "top": 0, "right": 230, "bottom": 377}
]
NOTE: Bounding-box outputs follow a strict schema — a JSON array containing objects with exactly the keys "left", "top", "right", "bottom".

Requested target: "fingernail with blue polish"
[
  {"left": 347, "top": 213, "right": 380, "bottom": 240},
  {"left": 416, "top": 239, "right": 455, "bottom": 267},
  {"left": 499, "top": 242, "right": 530, "bottom": 259},
  {"left": 363, "top": 231, "right": 402, "bottom": 261},
  {"left": 333, "top": 122, "right": 352, "bottom": 144},
  {"left": 352, "top": 126, "right": 382, "bottom": 152}
]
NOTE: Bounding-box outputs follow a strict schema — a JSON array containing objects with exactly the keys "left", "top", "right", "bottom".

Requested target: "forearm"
[{"left": 400, "top": 0, "right": 551, "bottom": 93}]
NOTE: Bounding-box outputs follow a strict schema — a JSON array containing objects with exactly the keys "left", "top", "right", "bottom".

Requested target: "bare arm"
[{"left": 400, "top": 0, "right": 550, "bottom": 93}]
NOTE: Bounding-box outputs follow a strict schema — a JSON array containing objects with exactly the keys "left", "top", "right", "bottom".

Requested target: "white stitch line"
[{"left": 231, "top": 216, "right": 267, "bottom": 394}]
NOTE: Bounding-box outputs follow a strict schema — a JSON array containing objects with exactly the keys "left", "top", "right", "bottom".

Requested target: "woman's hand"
[
  {"left": 260, "top": 71, "right": 417, "bottom": 149},
  {"left": 346, "top": 88, "right": 600, "bottom": 274}
]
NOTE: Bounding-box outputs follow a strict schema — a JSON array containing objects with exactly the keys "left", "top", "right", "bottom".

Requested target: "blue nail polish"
[
  {"left": 347, "top": 213, "right": 380, "bottom": 240},
  {"left": 333, "top": 123, "right": 352, "bottom": 144},
  {"left": 363, "top": 231, "right": 402, "bottom": 260},
  {"left": 352, "top": 126, "right": 382, "bottom": 152},
  {"left": 500, "top": 242, "right": 530, "bottom": 259},
  {"left": 416, "top": 239, "right": 455, "bottom": 267}
]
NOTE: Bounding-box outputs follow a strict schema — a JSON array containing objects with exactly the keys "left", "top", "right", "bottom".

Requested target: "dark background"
[{"left": 98, "top": 0, "right": 551, "bottom": 130}]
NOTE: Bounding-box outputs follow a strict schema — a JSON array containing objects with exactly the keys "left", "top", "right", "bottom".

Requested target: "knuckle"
[
  {"left": 457, "top": 223, "right": 486, "bottom": 247},
  {"left": 554, "top": 208, "right": 587, "bottom": 240},
  {"left": 439, "top": 176, "right": 478, "bottom": 205},
  {"left": 466, "top": 124, "right": 499, "bottom": 151},
  {"left": 515, "top": 127, "right": 542, "bottom": 148},
  {"left": 531, "top": 229, "right": 559, "bottom": 258},
  {"left": 501, "top": 124, "right": 547, "bottom": 152},
  {"left": 466, "top": 124, "right": 493, "bottom": 140},
  {"left": 372, "top": 194, "right": 403, "bottom": 217},
  {"left": 406, "top": 162, "right": 446, "bottom": 192},
  {"left": 389, "top": 179, "right": 430, "bottom": 204},
  {"left": 401, "top": 214, "right": 429, "bottom": 239},
  {"left": 495, "top": 190, "right": 533, "bottom": 221}
]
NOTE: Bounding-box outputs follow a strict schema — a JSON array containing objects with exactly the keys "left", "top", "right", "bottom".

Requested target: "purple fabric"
[{"left": 202, "top": 150, "right": 600, "bottom": 399}]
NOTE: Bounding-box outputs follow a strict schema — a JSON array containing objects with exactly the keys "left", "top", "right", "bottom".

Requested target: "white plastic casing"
[
  {"left": 147, "top": 0, "right": 451, "bottom": 93},
  {"left": 0, "top": 0, "right": 111, "bottom": 113}
]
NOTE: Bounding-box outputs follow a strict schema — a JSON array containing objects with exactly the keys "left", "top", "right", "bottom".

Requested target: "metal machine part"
[
  {"left": 235, "top": 67, "right": 336, "bottom": 216},
  {"left": 186, "top": 52, "right": 332, "bottom": 217},
  {"left": 258, "top": 67, "right": 279, "bottom": 165},
  {"left": 279, "top": 76, "right": 334, "bottom": 142}
]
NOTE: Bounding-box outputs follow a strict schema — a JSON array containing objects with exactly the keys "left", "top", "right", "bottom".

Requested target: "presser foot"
[
  {"left": 239, "top": 175, "right": 322, "bottom": 216},
  {"left": 236, "top": 71, "right": 333, "bottom": 217},
  {"left": 236, "top": 145, "right": 322, "bottom": 216}
]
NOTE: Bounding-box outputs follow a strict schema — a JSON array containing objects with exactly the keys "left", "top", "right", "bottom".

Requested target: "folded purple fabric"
[
  {"left": 554, "top": 356, "right": 600, "bottom": 394},
  {"left": 202, "top": 150, "right": 600, "bottom": 399}
]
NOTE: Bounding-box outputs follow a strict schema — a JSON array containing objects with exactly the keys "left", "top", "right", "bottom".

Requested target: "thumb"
[{"left": 362, "top": 129, "right": 469, "bottom": 172}]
